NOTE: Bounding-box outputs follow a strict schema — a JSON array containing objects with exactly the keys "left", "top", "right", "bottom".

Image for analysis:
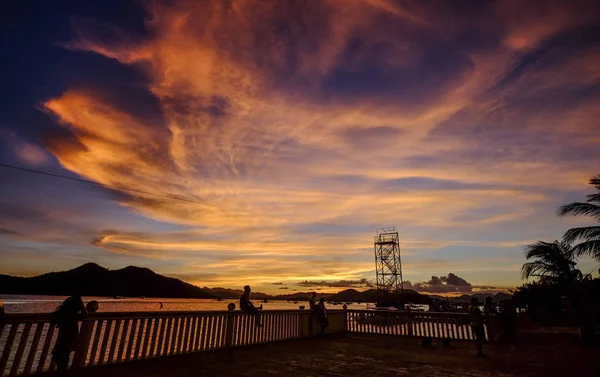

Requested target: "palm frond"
[
  {"left": 557, "top": 202, "right": 600, "bottom": 221},
  {"left": 562, "top": 226, "right": 600, "bottom": 244},
  {"left": 590, "top": 175, "right": 600, "bottom": 190},
  {"left": 521, "top": 240, "right": 579, "bottom": 282},
  {"left": 521, "top": 262, "right": 535, "bottom": 280},
  {"left": 572, "top": 240, "right": 600, "bottom": 259},
  {"left": 586, "top": 193, "right": 600, "bottom": 204}
]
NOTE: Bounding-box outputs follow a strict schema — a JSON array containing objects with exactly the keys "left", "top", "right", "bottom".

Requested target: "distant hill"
[
  {"left": 203, "top": 287, "right": 324, "bottom": 302},
  {"left": 326, "top": 288, "right": 433, "bottom": 304},
  {"left": 271, "top": 292, "right": 321, "bottom": 301},
  {"left": 0, "top": 263, "right": 214, "bottom": 298},
  {"left": 427, "top": 292, "right": 513, "bottom": 303},
  {"left": 202, "top": 287, "right": 271, "bottom": 300}
]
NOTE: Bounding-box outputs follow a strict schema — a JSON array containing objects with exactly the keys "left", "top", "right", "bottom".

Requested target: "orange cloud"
[{"left": 33, "top": 0, "right": 600, "bottom": 289}]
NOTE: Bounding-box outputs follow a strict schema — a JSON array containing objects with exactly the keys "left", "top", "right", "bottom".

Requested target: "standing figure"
[
  {"left": 316, "top": 298, "right": 329, "bottom": 335},
  {"left": 240, "top": 285, "right": 263, "bottom": 328},
  {"left": 309, "top": 292, "right": 317, "bottom": 311},
  {"left": 483, "top": 297, "right": 496, "bottom": 315},
  {"left": 308, "top": 292, "right": 317, "bottom": 335},
  {"left": 159, "top": 302, "right": 164, "bottom": 310},
  {"left": 468, "top": 297, "right": 486, "bottom": 357},
  {"left": 483, "top": 296, "right": 500, "bottom": 341},
  {"left": 50, "top": 296, "right": 87, "bottom": 373}
]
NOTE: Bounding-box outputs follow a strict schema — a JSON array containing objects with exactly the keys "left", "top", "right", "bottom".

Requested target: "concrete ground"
[{"left": 58, "top": 332, "right": 597, "bottom": 377}]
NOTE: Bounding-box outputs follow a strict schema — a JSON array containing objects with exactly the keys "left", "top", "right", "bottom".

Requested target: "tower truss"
[{"left": 374, "top": 227, "right": 403, "bottom": 305}]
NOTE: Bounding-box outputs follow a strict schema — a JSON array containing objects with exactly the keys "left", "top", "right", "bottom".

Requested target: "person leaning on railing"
[{"left": 50, "top": 296, "right": 88, "bottom": 373}]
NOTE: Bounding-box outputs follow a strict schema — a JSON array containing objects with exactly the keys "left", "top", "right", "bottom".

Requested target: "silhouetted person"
[
  {"left": 316, "top": 298, "right": 329, "bottom": 335},
  {"left": 484, "top": 296, "right": 495, "bottom": 315},
  {"left": 50, "top": 296, "right": 87, "bottom": 373},
  {"left": 468, "top": 297, "right": 485, "bottom": 357},
  {"left": 159, "top": 302, "right": 163, "bottom": 310},
  {"left": 308, "top": 292, "right": 317, "bottom": 335},
  {"left": 483, "top": 296, "right": 499, "bottom": 341},
  {"left": 309, "top": 292, "right": 317, "bottom": 310},
  {"left": 240, "top": 285, "right": 262, "bottom": 328}
]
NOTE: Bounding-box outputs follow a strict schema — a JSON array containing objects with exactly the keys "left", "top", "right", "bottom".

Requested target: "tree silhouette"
[
  {"left": 521, "top": 241, "right": 582, "bottom": 284},
  {"left": 558, "top": 175, "right": 600, "bottom": 260}
]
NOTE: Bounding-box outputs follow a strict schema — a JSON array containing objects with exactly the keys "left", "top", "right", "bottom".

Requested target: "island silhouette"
[{"left": 0, "top": 263, "right": 512, "bottom": 304}]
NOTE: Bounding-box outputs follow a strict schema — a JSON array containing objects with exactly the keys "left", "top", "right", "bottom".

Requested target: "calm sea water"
[{"left": 0, "top": 294, "right": 369, "bottom": 313}]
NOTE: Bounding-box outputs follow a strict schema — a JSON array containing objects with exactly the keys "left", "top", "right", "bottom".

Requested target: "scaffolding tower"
[{"left": 373, "top": 227, "right": 403, "bottom": 305}]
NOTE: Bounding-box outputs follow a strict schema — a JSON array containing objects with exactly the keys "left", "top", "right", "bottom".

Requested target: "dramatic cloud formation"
[
  {"left": 404, "top": 273, "right": 473, "bottom": 294},
  {"left": 292, "top": 273, "right": 504, "bottom": 295},
  {"left": 1, "top": 0, "right": 599, "bottom": 292}
]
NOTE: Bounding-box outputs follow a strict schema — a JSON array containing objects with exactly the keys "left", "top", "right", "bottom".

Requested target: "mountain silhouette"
[
  {"left": 0, "top": 263, "right": 214, "bottom": 298},
  {"left": 202, "top": 287, "right": 325, "bottom": 301},
  {"left": 325, "top": 288, "right": 433, "bottom": 304}
]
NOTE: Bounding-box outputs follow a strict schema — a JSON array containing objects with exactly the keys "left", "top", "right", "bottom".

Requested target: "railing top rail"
[
  {"left": 3, "top": 309, "right": 346, "bottom": 324},
  {"left": 345, "top": 309, "right": 470, "bottom": 317}
]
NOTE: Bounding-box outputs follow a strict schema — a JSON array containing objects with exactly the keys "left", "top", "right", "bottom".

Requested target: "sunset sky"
[{"left": 1, "top": 0, "right": 599, "bottom": 295}]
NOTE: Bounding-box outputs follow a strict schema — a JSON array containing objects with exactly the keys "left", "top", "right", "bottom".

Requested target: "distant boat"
[
  {"left": 112, "top": 296, "right": 122, "bottom": 299},
  {"left": 263, "top": 298, "right": 268, "bottom": 303},
  {"left": 293, "top": 300, "right": 298, "bottom": 304},
  {"left": 139, "top": 296, "right": 145, "bottom": 299},
  {"left": 217, "top": 297, "right": 223, "bottom": 302}
]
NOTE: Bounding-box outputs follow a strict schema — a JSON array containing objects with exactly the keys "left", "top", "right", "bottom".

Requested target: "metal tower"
[{"left": 373, "top": 227, "right": 403, "bottom": 305}]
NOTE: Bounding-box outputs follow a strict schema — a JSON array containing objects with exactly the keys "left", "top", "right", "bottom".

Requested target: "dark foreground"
[{"left": 58, "top": 333, "right": 596, "bottom": 377}]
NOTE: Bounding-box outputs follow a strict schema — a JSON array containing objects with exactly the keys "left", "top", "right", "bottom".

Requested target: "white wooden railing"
[
  {"left": 345, "top": 310, "right": 481, "bottom": 340},
  {"left": 0, "top": 310, "right": 346, "bottom": 376},
  {"left": 0, "top": 309, "right": 480, "bottom": 376}
]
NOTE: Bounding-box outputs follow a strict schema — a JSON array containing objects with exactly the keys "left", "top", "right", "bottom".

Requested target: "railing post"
[
  {"left": 74, "top": 319, "right": 94, "bottom": 368},
  {"left": 298, "top": 312, "right": 305, "bottom": 337},
  {"left": 224, "top": 314, "right": 235, "bottom": 348},
  {"left": 343, "top": 308, "right": 348, "bottom": 332},
  {"left": 406, "top": 314, "right": 414, "bottom": 336},
  {"left": 301, "top": 311, "right": 311, "bottom": 337}
]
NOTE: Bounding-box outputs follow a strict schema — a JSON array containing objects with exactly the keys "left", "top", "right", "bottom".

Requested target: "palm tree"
[
  {"left": 557, "top": 175, "right": 600, "bottom": 260},
  {"left": 521, "top": 241, "right": 582, "bottom": 285}
]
